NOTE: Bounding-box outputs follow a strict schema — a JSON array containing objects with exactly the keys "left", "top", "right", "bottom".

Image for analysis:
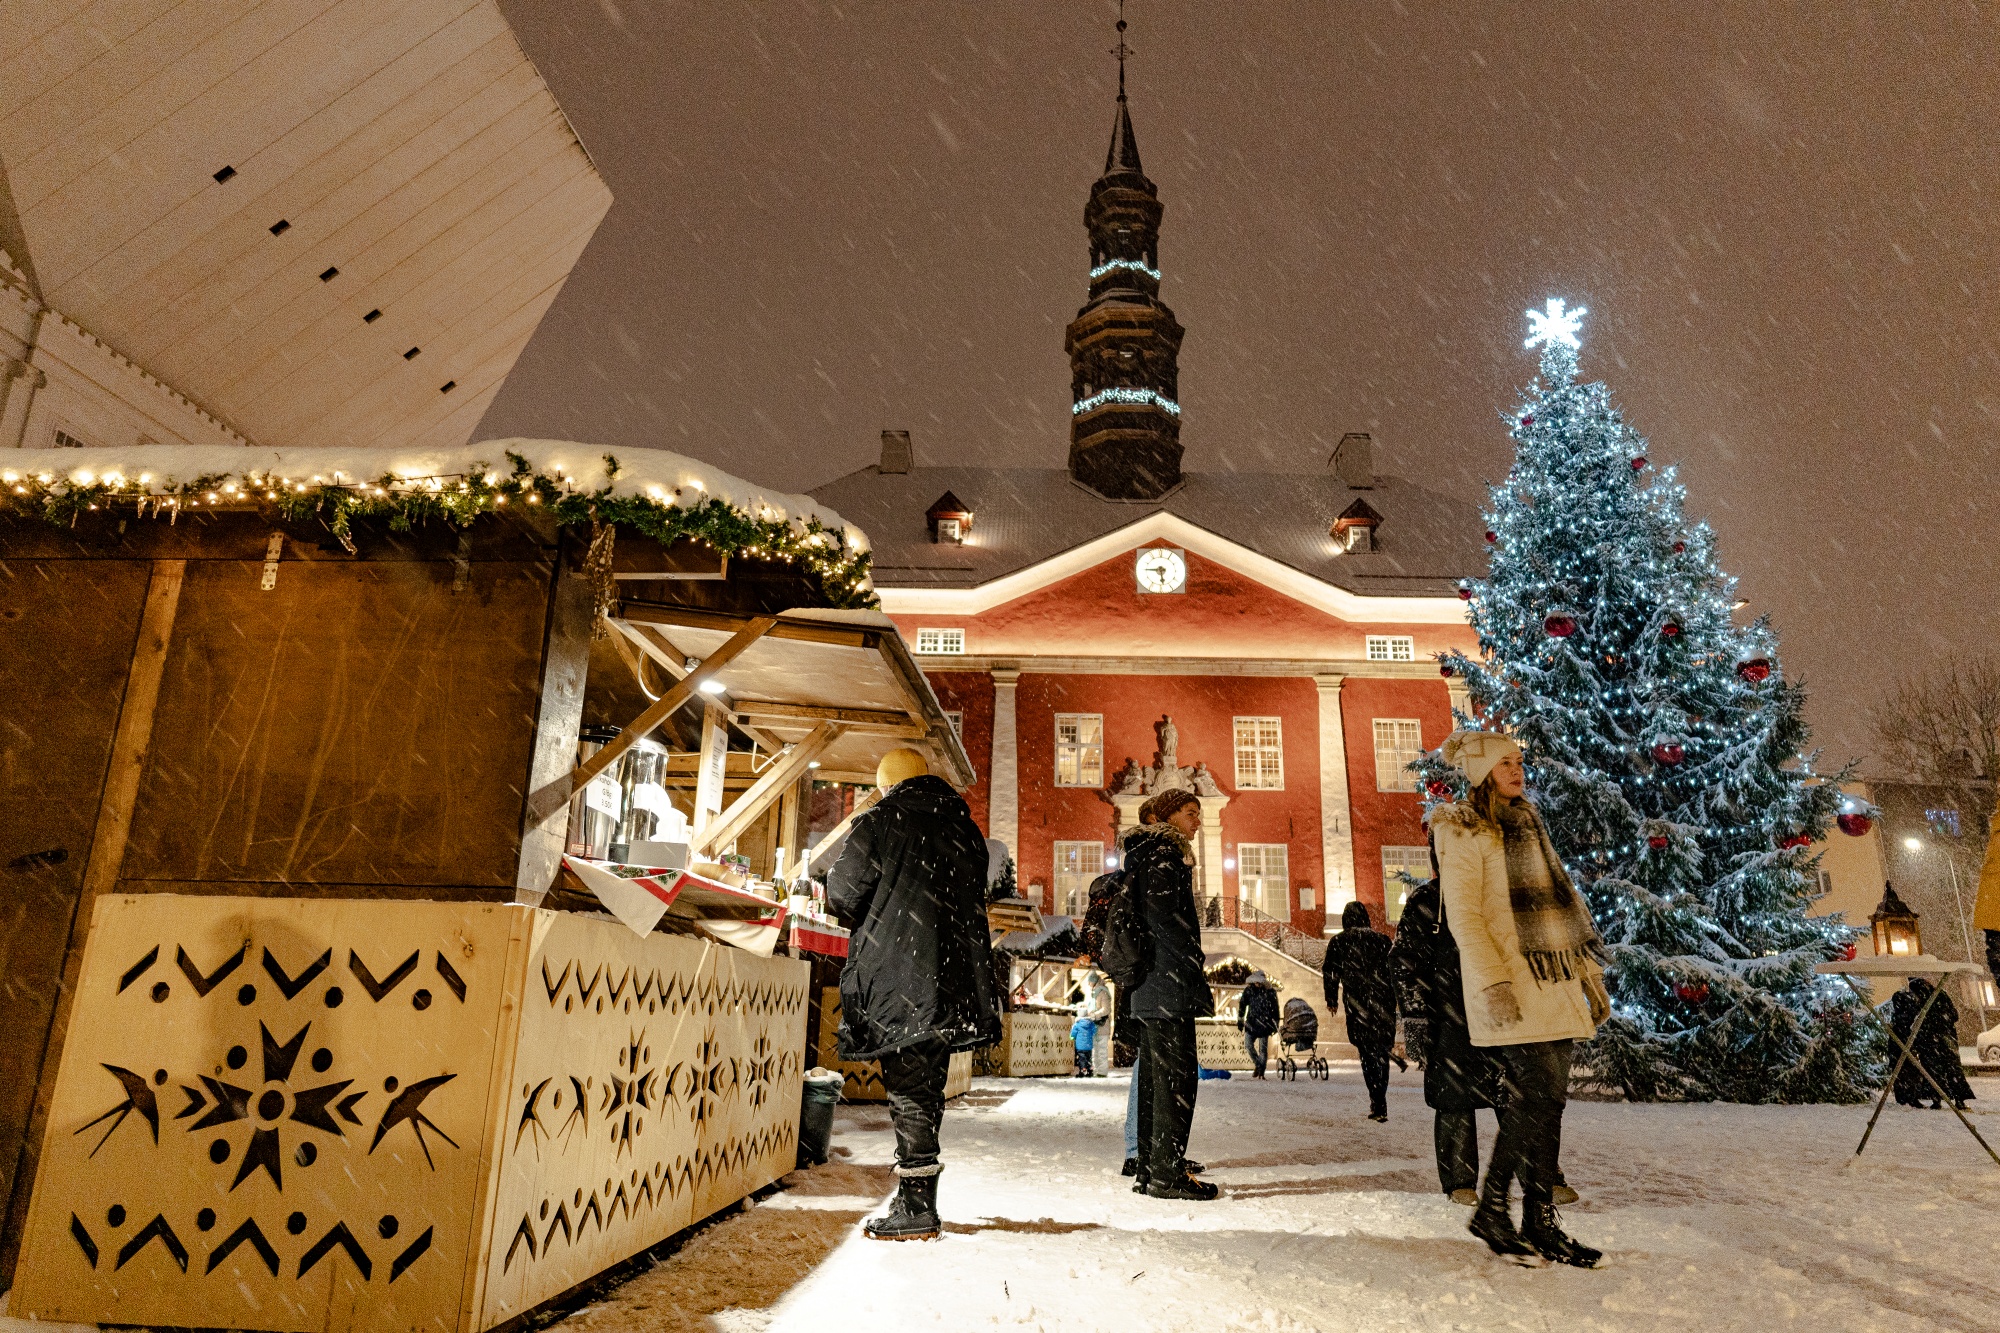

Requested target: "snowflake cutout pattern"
[{"left": 1524, "top": 296, "right": 1587, "bottom": 351}]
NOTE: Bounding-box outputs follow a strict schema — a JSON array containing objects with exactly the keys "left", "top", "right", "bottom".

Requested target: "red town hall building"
[{"left": 814, "top": 78, "right": 1482, "bottom": 936}]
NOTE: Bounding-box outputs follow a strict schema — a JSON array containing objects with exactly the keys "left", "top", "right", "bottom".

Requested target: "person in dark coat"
[
  {"left": 1236, "top": 971, "right": 1281, "bottom": 1078},
  {"left": 1120, "top": 788, "right": 1218, "bottom": 1201},
  {"left": 1890, "top": 978, "right": 1976, "bottom": 1110},
  {"left": 1391, "top": 867, "right": 1502, "bottom": 1198},
  {"left": 828, "top": 748, "right": 1003, "bottom": 1240},
  {"left": 1322, "top": 900, "right": 1400, "bottom": 1120}
]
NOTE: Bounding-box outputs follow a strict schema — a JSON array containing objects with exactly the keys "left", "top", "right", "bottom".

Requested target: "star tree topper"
[{"left": 1524, "top": 296, "right": 1587, "bottom": 350}]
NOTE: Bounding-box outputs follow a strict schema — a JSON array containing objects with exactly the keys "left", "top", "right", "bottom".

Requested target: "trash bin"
[{"left": 796, "top": 1068, "right": 845, "bottom": 1168}]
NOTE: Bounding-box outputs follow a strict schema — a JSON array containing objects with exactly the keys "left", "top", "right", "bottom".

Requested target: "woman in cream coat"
[{"left": 1433, "top": 729, "right": 1609, "bottom": 1268}]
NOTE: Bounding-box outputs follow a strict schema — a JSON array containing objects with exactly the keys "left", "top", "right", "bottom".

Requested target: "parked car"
[{"left": 1979, "top": 1020, "right": 2000, "bottom": 1066}]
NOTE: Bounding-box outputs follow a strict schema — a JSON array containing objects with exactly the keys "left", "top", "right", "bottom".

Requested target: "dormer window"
[
  {"left": 926, "top": 490, "right": 973, "bottom": 544},
  {"left": 1332, "top": 498, "right": 1383, "bottom": 553}
]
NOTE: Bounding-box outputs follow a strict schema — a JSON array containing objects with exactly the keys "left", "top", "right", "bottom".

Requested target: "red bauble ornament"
[
  {"left": 1425, "top": 779, "right": 1455, "bottom": 800},
  {"left": 1651, "top": 742, "right": 1686, "bottom": 766},
  {"left": 1674, "top": 981, "right": 1710, "bottom": 1005},
  {"left": 1544, "top": 614, "right": 1578, "bottom": 639},
  {"left": 1457, "top": 586, "right": 1474, "bottom": 601},
  {"left": 1672, "top": 540, "right": 1686, "bottom": 554},
  {"left": 1838, "top": 942, "right": 1857, "bottom": 962},
  {"left": 1779, "top": 833, "right": 1812, "bottom": 851},
  {"left": 1484, "top": 530, "right": 1498, "bottom": 544},
  {"left": 1837, "top": 812, "right": 1873, "bottom": 837},
  {"left": 1648, "top": 835, "right": 1670, "bottom": 850},
  {"left": 1439, "top": 663, "right": 1455, "bottom": 677},
  {"left": 1520, "top": 415, "right": 1536, "bottom": 426},
  {"left": 1661, "top": 622, "right": 1683, "bottom": 638},
  {"left": 1736, "top": 657, "right": 1772, "bottom": 683},
  {"left": 1631, "top": 456, "right": 1648, "bottom": 471}
]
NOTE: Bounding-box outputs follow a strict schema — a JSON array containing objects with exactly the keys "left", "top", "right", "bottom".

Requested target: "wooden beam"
[
  {"left": 616, "top": 601, "right": 880, "bottom": 649},
  {"left": 689, "top": 722, "right": 844, "bottom": 860},
  {"left": 733, "top": 699, "right": 918, "bottom": 728},
  {"left": 609, "top": 617, "right": 791, "bottom": 754},
  {"left": 526, "top": 615, "right": 775, "bottom": 825},
  {"left": 515, "top": 551, "right": 593, "bottom": 903}
]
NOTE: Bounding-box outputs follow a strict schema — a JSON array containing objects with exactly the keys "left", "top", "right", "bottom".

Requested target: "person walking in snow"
[
  {"left": 1433, "top": 729, "right": 1609, "bottom": 1268},
  {"left": 1322, "top": 901, "right": 1401, "bottom": 1120},
  {"left": 1236, "top": 970, "right": 1281, "bottom": 1078},
  {"left": 1078, "top": 968, "right": 1113, "bottom": 1076},
  {"left": 828, "top": 747, "right": 1003, "bottom": 1241},
  {"left": 1121, "top": 788, "right": 1219, "bottom": 1201},
  {"left": 1890, "top": 977, "right": 1976, "bottom": 1111}
]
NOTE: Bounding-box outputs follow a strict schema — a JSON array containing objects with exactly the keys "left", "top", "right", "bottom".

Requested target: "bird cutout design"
[
  {"left": 515, "top": 1077, "right": 554, "bottom": 1155},
  {"left": 205, "top": 1216, "right": 280, "bottom": 1276},
  {"left": 176, "top": 942, "right": 248, "bottom": 997},
  {"left": 296, "top": 1220, "right": 371, "bottom": 1280},
  {"left": 261, "top": 947, "right": 331, "bottom": 999},
  {"left": 76, "top": 1065, "right": 160, "bottom": 1155},
  {"left": 368, "top": 1073, "right": 458, "bottom": 1168},
  {"left": 117, "top": 945, "right": 159, "bottom": 994},
  {"left": 347, "top": 948, "right": 420, "bottom": 1001},
  {"left": 555, "top": 1075, "right": 590, "bottom": 1149},
  {"left": 115, "top": 1214, "right": 189, "bottom": 1271}
]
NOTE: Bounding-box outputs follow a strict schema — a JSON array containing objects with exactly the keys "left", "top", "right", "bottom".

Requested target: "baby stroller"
[{"left": 1276, "top": 996, "right": 1328, "bottom": 1081}]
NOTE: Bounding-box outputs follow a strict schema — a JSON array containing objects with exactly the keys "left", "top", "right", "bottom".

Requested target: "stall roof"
[{"left": 609, "top": 601, "right": 973, "bottom": 790}]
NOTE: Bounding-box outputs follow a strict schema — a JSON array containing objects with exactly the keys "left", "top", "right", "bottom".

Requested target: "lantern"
[{"left": 1869, "top": 882, "right": 1922, "bottom": 958}]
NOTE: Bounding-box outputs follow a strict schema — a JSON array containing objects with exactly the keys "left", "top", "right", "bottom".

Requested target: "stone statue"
[
  {"left": 1190, "top": 761, "right": 1223, "bottom": 797},
  {"left": 1108, "top": 758, "right": 1145, "bottom": 795},
  {"left": 1155, "top": 715, "right": 1180, "bottom": 772}
]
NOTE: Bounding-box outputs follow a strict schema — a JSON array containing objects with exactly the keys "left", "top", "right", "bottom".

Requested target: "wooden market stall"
[{"left": 0, "top": 442, "right": 969, "bottom": 1333}]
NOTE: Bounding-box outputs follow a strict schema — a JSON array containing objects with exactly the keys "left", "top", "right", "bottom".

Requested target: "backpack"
[{"left": 1097, "top": 870, "right": 1153, "bottom": 991}]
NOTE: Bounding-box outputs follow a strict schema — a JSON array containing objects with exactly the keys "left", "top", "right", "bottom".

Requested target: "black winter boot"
[
  {"left": 865, "top": 1172, "right": 941, "bottom": 1241},
  {"left": 1522, "top": 1199, "right": 1601, "bottom": 1268},
  {"left": 1468, "top": 1174, "right": 1537, "bottom": 1261}
]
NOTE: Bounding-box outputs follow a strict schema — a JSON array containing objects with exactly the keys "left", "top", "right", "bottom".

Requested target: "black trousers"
[
  {"left": 1483, "top": 1038, "right": 1573, "bottom": 1207},
  {"left": 1132, "top": 1017, "right": 1199, "bottom": 1179},
  {"left": 1434, "top": 1109, "right": 1480, "bottom": 1193},
  {"left": 1357, "top": 1039, "right": 1392, "bottom": 1114},
  {"left": 878, "top": 1036, "right": 952, "bottom": 1175}
]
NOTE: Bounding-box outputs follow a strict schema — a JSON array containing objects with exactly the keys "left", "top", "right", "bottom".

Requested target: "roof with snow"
[{"left": 810, "top": 465, "right": 1484, "bottom": 597}]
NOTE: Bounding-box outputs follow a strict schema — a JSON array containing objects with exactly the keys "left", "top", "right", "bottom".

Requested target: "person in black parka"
[
  {"left": 1390, "top": 866, "right": 1506, "bottom": 1198},
  {"left": 1236, "top": 971, "right": 1280, "bottom": 1078},
  {"left": 1322, "top": 900, "right": 1400, "bottom": 1120},
  {"left": 828, "top": 748, "right": 1002, "bottom": 1240},
  {"left": 1890, "top": 978, "right": 1976, "bottom": 1110},
  {"left": 1121, "top": 788, "right": 1219, "bottom": 1201}
]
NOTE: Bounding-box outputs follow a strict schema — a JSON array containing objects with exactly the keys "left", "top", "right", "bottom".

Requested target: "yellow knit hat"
[{"left": 876, "top": 747, "right": 929, "bottom": 791}]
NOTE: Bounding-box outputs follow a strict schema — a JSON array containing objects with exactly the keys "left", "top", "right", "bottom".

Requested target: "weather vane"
[
  {"left": 1113, "top": 0, "right": 1132, "bottom": 96},
  {"left": 1524, "top": 297, "right": 1587, "bottom": 351}
]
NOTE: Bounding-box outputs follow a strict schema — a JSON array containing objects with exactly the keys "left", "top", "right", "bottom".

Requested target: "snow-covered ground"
[{"left": 739, "top": 1064, "right": 2000, "bottom": 1333}]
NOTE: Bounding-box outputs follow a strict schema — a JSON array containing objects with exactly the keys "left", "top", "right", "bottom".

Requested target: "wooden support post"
[
  {"left": 689, "top": 723, "right": 844, "bottom": 860},
  {"left": 1, "top": 559, "right": 182, "bottom": 1276},
  {"left": 516, "top": 551, "right": 594, "bottom": 902},
  {"left": 526, "top": 615, "right": 775, "bottom": 825}
]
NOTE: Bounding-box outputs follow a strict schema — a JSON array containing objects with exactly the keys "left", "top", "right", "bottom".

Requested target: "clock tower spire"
[{"left": 1065, "top": 3, "right": 1185, "bottom": 501}]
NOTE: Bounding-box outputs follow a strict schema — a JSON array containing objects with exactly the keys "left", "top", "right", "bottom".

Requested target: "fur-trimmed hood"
[
  {"left": 1118, "top": 822, "right": 1195, "bottom": 864},
  {"left": 1427, "top": 800, "right": 1488, "bottom": 833}
]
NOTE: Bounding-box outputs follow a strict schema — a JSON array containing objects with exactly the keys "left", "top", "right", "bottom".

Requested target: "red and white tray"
[{"left": 561, "top": 855, "right": 788, "bottom": 955}]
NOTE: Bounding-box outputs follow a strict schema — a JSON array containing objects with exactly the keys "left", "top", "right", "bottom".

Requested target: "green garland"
[{"left": 0, "top": 451, "right": 876, "bottom": 608}]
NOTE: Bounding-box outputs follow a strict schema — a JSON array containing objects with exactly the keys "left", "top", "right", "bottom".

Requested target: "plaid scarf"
[{"left": 1495, "top": 798, "right": 1602, "bottom": 983}]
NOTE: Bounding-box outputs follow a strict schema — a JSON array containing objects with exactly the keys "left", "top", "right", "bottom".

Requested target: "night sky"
[{"left": 480, "top": 2, "right": 2000, "bottom": 770}]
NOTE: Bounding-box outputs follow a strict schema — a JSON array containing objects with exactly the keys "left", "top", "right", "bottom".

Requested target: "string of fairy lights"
[{"left": 0, "top": 450, "right": 878, "bottom": 608}]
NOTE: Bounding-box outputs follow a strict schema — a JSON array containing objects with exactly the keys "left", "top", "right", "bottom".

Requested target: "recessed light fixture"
[
  {"left": 213, "top": 166, "right": 237, "bottom": 184},
  {"left": 269, "top": 219, "right": 290, "bottom": 235},
  {"left": 698, "top": 678, "right": 727, "bottom": 696}
]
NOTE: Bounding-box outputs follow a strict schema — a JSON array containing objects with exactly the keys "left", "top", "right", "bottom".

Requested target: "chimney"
[
  {"left": 1330, "top": 432, "right": 1374, "bottom": 489},
  {"left": 879, "top": 429, "right": 913, "bottom": 474}
]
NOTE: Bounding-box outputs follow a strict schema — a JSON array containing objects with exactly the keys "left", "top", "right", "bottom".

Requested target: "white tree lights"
[{"left": 1523, "top": 296, "right": 1588, "bottom": 351}]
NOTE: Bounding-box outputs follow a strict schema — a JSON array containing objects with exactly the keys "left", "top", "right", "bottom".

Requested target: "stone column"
[
  {"left": 1315, "top": 674, "right": 1355, "bottom": 919},
  {"left": 988, "top": 669, "right": 1021, "bottom": 861},
  {"left": 1446, "top": 676, "right": 1471, "bottom": 724},
  {"left": 1196, "top": 793, "right": 1230, "bottom": 905},
  {"left": 1109, "top": 792, "right": 1147, "bottom": 850}
]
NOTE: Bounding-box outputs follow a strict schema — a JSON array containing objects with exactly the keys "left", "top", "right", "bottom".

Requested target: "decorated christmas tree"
[{"left": 1418, "top": 299, "right": 1879, "bottom": 1103}]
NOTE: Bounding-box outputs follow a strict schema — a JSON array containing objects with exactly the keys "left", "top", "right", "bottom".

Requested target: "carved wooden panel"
[
  {"left": 1195, "top": 1018, "right": 1255, "bottom": 1071},
  {"left": 472, "top": 917, "right": 806, "bottom": 1326},
  {"left": 812, "top": 988, "right": 970, "bottom": 1101},
  {"left": 975, "top": 1012, "right": 1075, "bottom": 1078},
  {"left": 12, "top": 895, "right": 806, "bottom": 1333}
]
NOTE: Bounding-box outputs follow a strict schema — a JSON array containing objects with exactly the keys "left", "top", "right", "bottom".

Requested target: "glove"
[
  {"left": 1484, "top": 982, "right": 1522, "bottom": 1028},
  {"left": 1402, "top": 1017, "right": 1429, "bottom": 1068},
  {"left": 1583, "top": 972, "right": 1611, "bottom": 1026}
]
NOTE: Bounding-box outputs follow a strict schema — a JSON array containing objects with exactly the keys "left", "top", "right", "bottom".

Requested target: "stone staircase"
[{"left": 1200, "top": 924, "right": 1359, "bottom": 1063}]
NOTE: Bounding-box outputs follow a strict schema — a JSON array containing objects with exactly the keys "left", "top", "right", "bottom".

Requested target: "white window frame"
[
  {"left": 1053, "top": 713, "right": 1104, "bottom": 787},
  {"left": 915, "top": 627, "right": 965, "bottom": 655},
  {"left": 1237, "top": 843, "right": 1290, "bottom": 919},
  {"left": 1381, "top": 846, "right": 1431, "bottom": 924},
  {"left": 1052, "top": 841, "right": 1104, "bottom": 918},
  {"left": 1372, "top": 718, "right": 1424, "bottom": 793},
  {"left": 1365, "top": 635, "right": 1415, "bottom": 662},
  {"left": 1231, "top": 716, "right": 1284, "bottom": 791}
]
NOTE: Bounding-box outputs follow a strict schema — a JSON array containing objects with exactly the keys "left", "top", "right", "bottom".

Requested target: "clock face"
[{"left": 1135, "top": 547, "right": 1187, "bottom": 594}]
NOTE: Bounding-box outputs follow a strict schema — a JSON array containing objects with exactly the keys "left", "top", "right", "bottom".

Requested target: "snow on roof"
[{"left": 7, "top": 438, "right": 868, "bottom": 551}]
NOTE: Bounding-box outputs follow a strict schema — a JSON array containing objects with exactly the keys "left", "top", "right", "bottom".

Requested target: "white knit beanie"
[{"left": 1440, "top": 729, "right": 1521, "bottom": 788}]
